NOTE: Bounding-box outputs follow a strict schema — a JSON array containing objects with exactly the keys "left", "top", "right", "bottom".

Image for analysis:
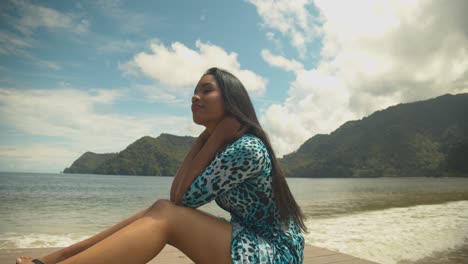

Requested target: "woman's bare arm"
[
  {"left": 173, "top": 117, "right": 247, "bottom": 205},
  {"left": 170, "top": 130, "right": 210, "bottom": 201}
]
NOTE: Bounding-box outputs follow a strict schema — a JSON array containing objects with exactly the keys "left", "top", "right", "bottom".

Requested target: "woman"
[{"left": 16, "top": 67, "right": 307, "bottom": 264}]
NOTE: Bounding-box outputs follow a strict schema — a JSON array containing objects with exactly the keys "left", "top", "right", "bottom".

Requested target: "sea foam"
[
  {"left": 0, "top": 232, "right": 91, "bottom": 249},
  {"left": 304, "top": 200, "right": 468, "bottom": 264}
]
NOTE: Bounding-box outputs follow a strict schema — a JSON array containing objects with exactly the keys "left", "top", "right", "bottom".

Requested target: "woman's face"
[{"left": 191, "top": 74, "right": 225, "bottom": 130}]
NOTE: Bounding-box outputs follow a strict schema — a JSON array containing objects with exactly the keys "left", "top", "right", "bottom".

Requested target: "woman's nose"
[{"left": 192, "top": 94, "right": 200, "bottom": 103}]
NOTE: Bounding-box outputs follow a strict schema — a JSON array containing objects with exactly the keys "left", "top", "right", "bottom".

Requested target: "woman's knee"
[{"left": 145, "top": 199, "right": 176, "bottom": 219}]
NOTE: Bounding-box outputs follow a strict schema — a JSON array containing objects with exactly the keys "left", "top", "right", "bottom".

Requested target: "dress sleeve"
[{"left": 181, "top": 135, "right": 269, "bottom": 208}]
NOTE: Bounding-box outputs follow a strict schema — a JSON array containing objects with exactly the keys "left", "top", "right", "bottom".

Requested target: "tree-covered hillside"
[
  {"left": 63, "top": 152, "right": 116, "bottom": 174},
  {"left": 64, "top": 134, "right": 195, "bottom": 176},
  {"left": 65, "top": 93, "right": 468, "bottom": 178},
  {"left": 279, "top": 93, "right": 468, "bottom": 177}
]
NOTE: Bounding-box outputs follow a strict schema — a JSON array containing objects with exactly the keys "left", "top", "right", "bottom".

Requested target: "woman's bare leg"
[
  {"left": 17, "top": 207, "right": 150, "bottom": 264},
  {"left": 33, "top": 199, "right": 233, "bottom": 264}
]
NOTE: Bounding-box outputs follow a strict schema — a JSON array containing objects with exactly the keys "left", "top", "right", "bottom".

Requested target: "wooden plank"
[
  {"left": 303, "top": 245, "right": 380, "bottom": 264},
  {"left": 148, "top": 246, "right": 193, "bottom": 264},
  {"left": 0, "top": 244, "right": 379, "bottom": 264}
]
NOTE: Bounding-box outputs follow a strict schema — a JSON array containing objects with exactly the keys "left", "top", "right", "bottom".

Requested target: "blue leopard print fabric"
[{"left": 182, "top": 134, "right": 304, "bottom": 263}]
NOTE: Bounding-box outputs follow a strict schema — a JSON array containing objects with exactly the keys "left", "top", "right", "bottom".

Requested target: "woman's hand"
[
  {"left": 197, "top": 129, "right": 211, "bottom": 145},
  {"left": 171, "top": 117, "right": 247, "bottom": 205},
  {"left": 170, "top": 129, "right": 213, "bottom": 203},
  {"left": 211, "top": 116, "right": 248, "bottom": 146}
]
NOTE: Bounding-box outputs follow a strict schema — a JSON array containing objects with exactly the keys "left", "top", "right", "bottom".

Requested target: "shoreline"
[{"left": 2, "top": 171, "right": 467, "bottom": 178}]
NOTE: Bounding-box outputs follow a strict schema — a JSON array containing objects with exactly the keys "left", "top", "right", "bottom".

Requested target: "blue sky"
[{"left": 1, "top": 0, "right": 467, "bottom": 173}]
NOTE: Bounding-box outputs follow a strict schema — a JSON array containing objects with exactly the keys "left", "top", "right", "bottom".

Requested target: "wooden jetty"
[{"left": 1, "top": 244, "right": 379, "bottom": 264}]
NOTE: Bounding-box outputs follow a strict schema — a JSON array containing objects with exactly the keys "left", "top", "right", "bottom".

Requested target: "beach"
[{"left": 1, "top": 172, "right": 468, "bottom": 264}]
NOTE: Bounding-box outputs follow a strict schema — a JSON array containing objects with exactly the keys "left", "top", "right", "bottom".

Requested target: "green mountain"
[
  {"left": 279, "top": 93, "right": 468, "bottom": 178},
  {"left": 65, "top": 93, "right": 468, "bottom": 178},
  {"left": 64, "top": 134, "right": 195, "bottom": 176},
  {"left": 63, "top": 152, "right": 116, "bottom": 174}
]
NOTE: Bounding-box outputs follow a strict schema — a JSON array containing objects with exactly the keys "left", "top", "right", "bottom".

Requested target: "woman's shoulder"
[
  {"left": 217, "top": 134, "right": 272, "bottom": 171},
  {"left": 234, "top": 133, "right": 265, "bottom": 148},
  {"left": 224, "top": 134, "right": 268, "bottom": 157}
]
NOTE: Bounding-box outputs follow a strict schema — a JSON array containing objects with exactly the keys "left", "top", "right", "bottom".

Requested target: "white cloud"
[
  {"left": 261, "top": 49, "right": 304, "bottom": 72},
  {"left": 261, "top": 69, "right": 355, "bottom": 155},
  {"left": 118, "top": 60, "right": 140, "bottom": 78},
  {"left": 315, "top": 0, "right": 468, "bottom": 110},
  {"left": 0, "top": 88, "right": 202, "bottom": 172},
  {"left": 0, "top": 30, "right": 32, "bottom": 55},
  {"left": 135, "top": 84, "right": 188, "bottom": 106},
  {"left": 97, "top": 39, "right": 143, "bottom": 54},
  {"left": 0, "top": 0, "right": 89, "bottom": 68},
  {"left": 248, "top": 0, "right": 320, "bottom": 58},
  {"left": 5, "top": 0, "right": 90, "bottom": 35},
  {"left": 0, "top": 144, "right": 80, "bottom": 173},
  {"left": 265, "top": 31, "right": 283, "bottom": 51},
  {"left": 37, "top": 60, "right": 61, "bottom": 71},
  {"left": 94, "top": 0, "right": 162, "bottom": 34},
  {"left": 123, "top": 40, "right": 268, "bottom": 97},
  {"left": 259, "top": 0, "right": 468, "bottom": 156}
]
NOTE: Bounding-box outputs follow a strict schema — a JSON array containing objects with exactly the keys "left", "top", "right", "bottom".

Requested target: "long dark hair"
[{"left": 205, "top": 67, "right": 308, "bottom": 233}]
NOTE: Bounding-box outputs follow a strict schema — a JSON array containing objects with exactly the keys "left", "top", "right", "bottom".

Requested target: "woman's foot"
[
  {"left": 16, "top": 256, "right": 32, "bottom": 263},
  {"left": 16, "top": 256, "right": 46, "bottom": 264}
]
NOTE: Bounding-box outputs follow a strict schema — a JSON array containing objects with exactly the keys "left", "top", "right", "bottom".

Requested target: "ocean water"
[{"left": 1, "top": 172, "right": 467, "bottom": 264}]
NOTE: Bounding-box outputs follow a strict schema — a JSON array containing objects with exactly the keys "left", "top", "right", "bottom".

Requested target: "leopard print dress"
[{"left": 182, "top": 134, "right": 304, "bottom": 263}]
